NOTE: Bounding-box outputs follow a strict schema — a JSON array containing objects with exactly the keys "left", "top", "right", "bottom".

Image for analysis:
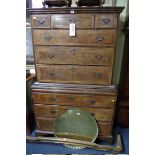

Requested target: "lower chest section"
[{"left": 32, "top": 83, "right": 117, "bottom": 138}]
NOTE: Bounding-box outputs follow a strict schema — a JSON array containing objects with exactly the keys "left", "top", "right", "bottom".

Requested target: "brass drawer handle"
[
  {"left": 70, "top": 48, "right": 77, "bottom": 55},
  {"left": 44, "top": 35, "right": 52, "bottom": 41},
  {"left": 70, "top": 66, "right": 76, "bottom": 71},
  {"left": 50, "top": 110, "right": 57, "bottom": 114},
  {"left": 69, "top": 17, "right": 77, "bottom": 23},
  {"left": 96, "top": 35, "right": 104, "bottom": 41},
  {"left": 48, "top": 53, "right": 55, "bottom": 58},
  {"left": 95, "top": 73, "right": 102, "bottom": 79},
  {"left": 95, "top": 55, "right": 102, "bottom": 60},
  {"left": 48, "top": 71, "right": 55, "bottom": 77},
  {"left": 112, "top": 99, "right": 116, "bottom": 103},
  {"left": 102, "top": 18, "right": 111, "bottom": 24},
  {"left": 37, "top": 19, "right": 46, "bottom": 24},
  {"left": 49, "top": 97, "right": 56, "bottom": 102},
  {"left": 69, "top": 96, "right": 74, "bottom": 101},
  {"left": 90, "top": 100, "right": 96, "bottom": 105}
]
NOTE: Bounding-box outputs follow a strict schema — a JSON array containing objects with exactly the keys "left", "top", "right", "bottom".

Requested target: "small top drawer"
[
  {"left": 95, "top": 14, "right": 117, "bottom": 28},
  {"left": 51, "top": 14, "right": 94, "bottom": 28},
  {"left": 31, "top": 15, "right": 51, "bottom": 28}
]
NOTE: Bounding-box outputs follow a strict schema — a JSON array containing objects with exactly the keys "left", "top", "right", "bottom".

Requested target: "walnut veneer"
[{"left": 28, "top": 7, "right": 124, "bottom": 143}]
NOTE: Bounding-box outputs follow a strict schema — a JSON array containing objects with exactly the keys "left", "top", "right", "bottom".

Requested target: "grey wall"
[{"left": 112, "top": 0, "right": 129, "bottom": 85}]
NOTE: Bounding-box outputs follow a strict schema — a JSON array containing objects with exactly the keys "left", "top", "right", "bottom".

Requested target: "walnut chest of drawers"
[{"left": 28, "top": 7, "right": 124, "bottom": 143}]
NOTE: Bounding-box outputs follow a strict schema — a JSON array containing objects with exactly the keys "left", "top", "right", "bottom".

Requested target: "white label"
[
  {"left": 70, "top": 10, "right": 74, "bottom": 14},
  {"left": 69, "top": 23, "right": 75, "bottom": 36},
  {"left": 30, "top": 68, "right": 35, "bottom": 74}
]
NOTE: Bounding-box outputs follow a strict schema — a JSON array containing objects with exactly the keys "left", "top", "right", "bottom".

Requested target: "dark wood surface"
[
  {"left": 26, "top": 74, "right": 36, "bottom": 135},
  {"left": 115, "top": 16, "right": 129, "bottom": 127},
  {"left": 43, "top": 0, "right": 72, "bottom": 7},
  {"left": 27, "top": 7, "right": 124, "bottom": 14},
  {"left": 76, "top": 0, "right": 105, "bottom": 7},
  {"left": 31, "top": 82, "right": 117, "bottom": 95},
  {"left": 31, "top": 82, "right": 117, "bottom": 90}
]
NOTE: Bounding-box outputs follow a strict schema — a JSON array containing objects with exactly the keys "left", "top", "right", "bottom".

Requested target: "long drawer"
[
  {"left": 36, "top": 117, "right": 112, "bottom": 137},
  {"left": 32, "top": 92, "right": 116, "bottom": 108},
  {"left": 33, "top": 104, "right": 114, "bottom": 121},
  {"left": 34, "top": 46, "right": 114, "bottom": 66},
  {"left": 33, "top": 30, "right": 116, "bottom": 46},
  {"left": 36, "top": 64, "right": 112, "bottom": 85}
]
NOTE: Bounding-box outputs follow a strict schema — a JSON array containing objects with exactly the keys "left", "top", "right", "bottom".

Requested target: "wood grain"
[
  {"left": 33, "top": 30, "right": 116, "bottom": 46},
  {"left": 36, "top": 64, "right": 112, "bottom": 85},
  {"left": 31, "top": 15, "right": 51, "bottom": 28},
  {"left": 33, "top": 104, "right": 114, "bottom": 121},
  {"left": 32, "top": 92, "right": 116, "bottom": 108},
  {"left": 95, "top": 13, "right": 117, "bottom": 28},
  {"left": 51, "top": 14, "right": 94, "bottom": 28},
  {"left": 27, "top": 7, "right": 124, "bottom": 14},
  {"left": 34, "top": 46, "right": 114, "bottom": 66}
]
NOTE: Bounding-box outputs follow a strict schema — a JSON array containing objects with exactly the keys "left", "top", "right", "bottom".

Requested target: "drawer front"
[
  {"left": 34, "top": 105, "right": 113, "bottom": 121},
  {"left": 97, "top": 121, "right": 112, "bottom": 137},
  {"left": 36, "top": 117, "right": 112, "bottom": 137},
  {"left": 32, "top": 92, "right": 116, "bottom": 108},
  {"left": 31, "top": 15, "right": 51, "bottom": 28},
  {"left": 36, "top": 117, "right": 55, "bottom": 131},
  {"left": 36, "top": 65, "right": 112, "bottom": 85},
  {"left": 34, "top": 46, "right": 114, "bottom": 66},
  {"left": 51, "top": 14, "right": 94, "bottom": 28},
  {"left": 95, "top": 14, "right": 117, "bottom": 28},
  {"left": 33, "top": 30, "right": 116, "bottom": 46}
]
